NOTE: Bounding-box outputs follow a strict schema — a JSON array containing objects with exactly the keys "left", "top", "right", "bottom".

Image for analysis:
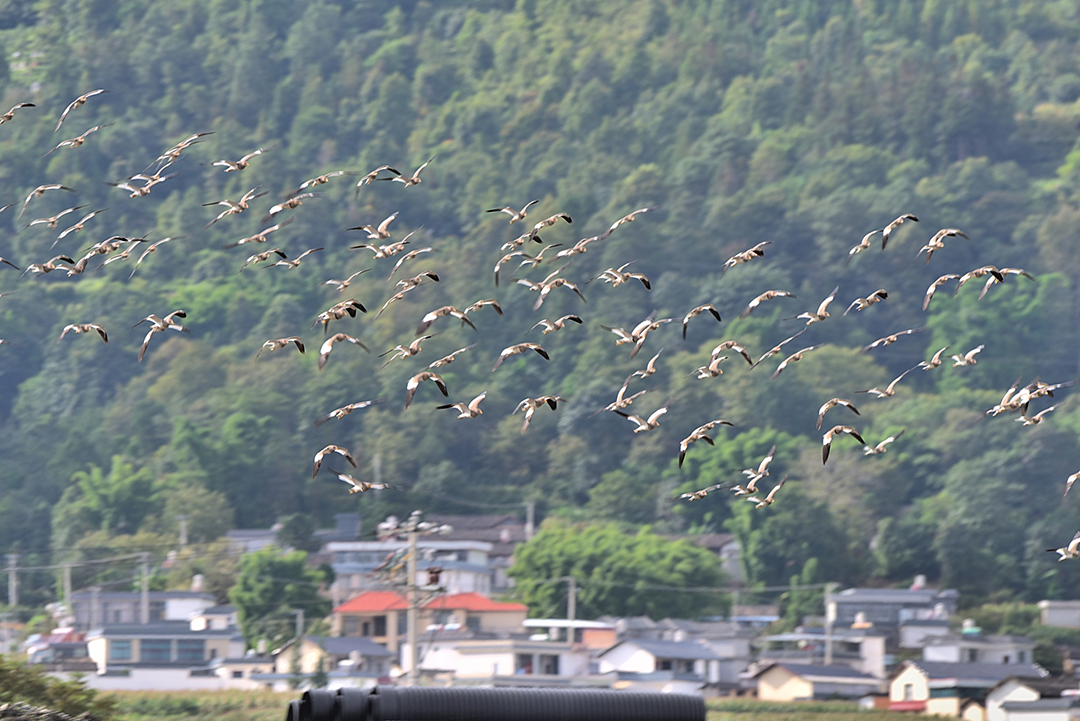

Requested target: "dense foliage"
[
  {"left": 229, "top": 549, "right": 331, "bottom": 649},
  {"left": 0, "top": 0, "right": 1078, "bottom": 615},
  {"left": 0, "top": 654, "right": 115, "bottom": 718}
]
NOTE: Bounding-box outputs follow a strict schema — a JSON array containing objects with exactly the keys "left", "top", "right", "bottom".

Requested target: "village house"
[
  {"left": 985, "top": 676, "right": 1080, "bottom": 721},
  {"left": 889, "top": 660, "right": 1047, "bottom": 716},
  {"left": 70, "top": 589, "right": 216, "bottom": 631},
  {"left": 827, "top": 584, "right": 958, "bottom": 648},
  {"left": 752, "top": 662, "right": 886, "bottom": 701},
  {"left": 597, "top": 638, "right": 723, "bottom": 693}
]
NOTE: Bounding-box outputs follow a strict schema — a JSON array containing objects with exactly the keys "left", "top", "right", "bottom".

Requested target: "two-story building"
[
  {"left": 71, "top": 590, "right": 217, "bottom": 631},
  {"left": 827, "top": 586, "right": 958, "bottom": 648},
  {"left": 327, "top": 540, "right": 495, "bottom": 605},
  {"left": 597, "top": 638, "right": 723, "bottom": 694},
  {"left": 889, "top": 660, "right": 1046, "bottom": 715},
  {"left": 922, "top": 629, "right": 1036, "bottom": 666}
]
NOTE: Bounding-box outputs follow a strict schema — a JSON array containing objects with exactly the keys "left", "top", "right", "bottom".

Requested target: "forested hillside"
[{"left": 2, "top": 0, "right": 1080, "bottom": 611}]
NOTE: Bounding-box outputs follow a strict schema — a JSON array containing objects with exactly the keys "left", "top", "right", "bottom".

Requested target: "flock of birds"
[{"left": 5, "top": 90, "right": 1080, "bottom": 554}]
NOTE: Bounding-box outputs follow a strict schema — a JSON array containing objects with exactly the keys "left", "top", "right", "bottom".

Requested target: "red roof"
[
  {"left": 334, "top": 591, "right": 408, "bottom": 614},
  {"left": 423, "top": 592, "right": 527, "bottom": 613}
]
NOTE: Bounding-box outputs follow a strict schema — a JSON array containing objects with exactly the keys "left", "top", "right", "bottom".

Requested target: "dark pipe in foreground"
[{"left": 294, "top": 685, "right": 705, "bottom": 721}]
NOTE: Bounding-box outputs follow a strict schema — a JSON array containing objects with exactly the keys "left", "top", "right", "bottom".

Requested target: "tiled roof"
[
  {"left": 333, "top": 591, "right": 409, "bottom": 613},
  {"left": 305, "top": 636, "right": 392, "bottom": 657},
  {"left": 908, "top": 660, "right": 1045, "bottom": 682},
  {"left": 766, "top": 663, "right": 878, "bottom": 680},
  {"left": 616, "top": 639, "right": 721, "bottom": 661},
  {"left": 424, "top": 592, "right": 527, "bottom": 612}
]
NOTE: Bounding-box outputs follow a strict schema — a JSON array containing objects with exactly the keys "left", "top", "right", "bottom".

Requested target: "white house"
[
  {"left": 923, "top": 631, "right": 1036, "bottom": 666},
  {"left": 1001, "top": 697, "right": 1080, "bottom": 721},
  {"left": 753, "top": 662, "right": 885, "bottom": 701},
  {"left": 757, "top": 627, "right": 887, "bottom": 678},
  {"left": 889, "top": 660, "right": 1046, "bottom": 716},
  {"left": 986, "top": 677, "right": 1080, "bottom": 721},
  {"left": 416, "top": 633, "right": 591, "bottom": 681},
  {"left": 598, "top": 639, "right": 721, "bottom": 687},
  {"left": 1038, "top": 601, "right": 1080, "bottom": 630},
  {"left": 71, "top": 590, "right": 216, "bottom": 631}
]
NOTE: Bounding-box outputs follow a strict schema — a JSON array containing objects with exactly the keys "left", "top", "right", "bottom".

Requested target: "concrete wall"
[
  {"left": 598, "top": 644, "right": 655, "bottom": 674},
  {"left": 52, "top": 668, "right": 240, "bottom": 691},
  {"left": 758, "top": 666, "right": 813, "bottom": 701}
]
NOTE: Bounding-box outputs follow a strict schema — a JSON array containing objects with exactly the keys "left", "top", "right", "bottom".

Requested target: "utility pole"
[
  {"left": 63, "top": 563, "right": 73, "bottom": 618},
  {"left": 295, "top": 609, "right": 305, "bottom": 639},
  {"left": 525, "top": 501, "right": 535, "bottom": 541},
  {"left": 176, "top": 516, "right": 189, "bottom": 548},
  {"left": 90, "top": 586, "right": 101, "bottom": 629},
  {"left": 377, "top": 511, "right": 452, "bottom": 688},
  {"left": 406, "top": 521, "right": 419, "bottom": 687},
  {"left": 140, "top": 552, "right": 150, "bottom": 624},
  {"left": 6, "top": 553, "right": 17, "bottom": 608},
  {"left": 565, "top": 576, "right": 576, "bottom": 622},
  {"left": 824, "top": 582, "right": 837, "bottom": 666}
]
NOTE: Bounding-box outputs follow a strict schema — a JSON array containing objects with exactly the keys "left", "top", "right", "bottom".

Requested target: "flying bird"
[
  {"left": 267, "top": 247, "right": 323, "bottom": 270},
  {"left": 202, "top": 187, "right": 267, "bottom": 228},
  {"left": 213, "top": 146, "right": 273, "bottom": 172},
  {"left": 287, "top": 170, "right": 357, "bottom": 197},
  {"left": 19, "top": 184, "right": 75, "bottom": 219},
  {"left": 56, "top": 323, "right": 107, "bottom": 344},
  {"left": 43, "top": 123, "right": 111, "bottom": 158},
  {"left": 679, "top": 484, "right": 724, "bottom": 501},
  {"left": 348, "top": 211, "right": 399, "bottom": 240},
  {"left": 710, "top": 341, "right": 753, "bottom": 366},
  {"left": 1065, "top": 472, "right": 1080, "bottom": 498},
  {"left": 312, "top": 398, "right": 386, "bottom": 427},
  {"left": 313, "top": 299, "right": 366, "bottom": 333},
  {"left": 405, "top": 371, "right": 448, "bottom": 409},
  {"left": 1016, "top": 405, "right": 1057, "bottom": 426},
  {"left": 320, "top": 268, "right": 371, "bottom": 291},
  {"left": 843, "top": 289, "right": 888, "bottom": 315},
  {"left": 860, "top": 327, "right": 926, "bottom": 354},
  {"left": 1047, "top": 532, "right": 1080, "bottom": 562},
  {"left": 847, "top": 230, "right": 881, "bottom": 259},
  {"left": 678, "top": 419, "right": 734, "bottom": 468},
  {"left": 381, "top": 156, "right": 434, "bottom": 187},
  {"left": 822, "top": 426, "right": 865, "bottom": 464},
  {"left": 919, "top": 346, "right": 950, "bottom": 371},
  {"left": 594, "top": 262, "right": 651, "bottom": 290},
  {"left": 955, "top": 265, "right": 1005, "bottom": 295},
  {"left": 437, "top": 392, "right": 488, "bottom": 419},
  {"left": 355, "top": 165, "right": 400, "bottom": 191},
  {"left": 54, "top": 89, "right": 107, "bottom": 133},
  {"left": 747, "top": 475, "right": 787, "bottom": 508},
  {"left": 723, "top": 241, "right": 771, "bottom": 272},
  {"left": 239, "top": 248, "right": 287, "bottom": 273},
  {"left": 514, "top": 395, "right": 566, "bottom": 433},
  {"left": 222, "top": 217, "right": 294, "bottom": 249},
  {"left": 740, "top": 290, "right": 795, "bottom": 319},
  {"left": 312, "top": 445, "right": 357, "bottom": 479},
  {"left": 318, "top": 333, "right": 370, "bottom": 370},
  {"left": 464, "top": 298, "right": 503, "bottom": 320},
  {"left": 0, "top": 102, "right": 34, "bottom": 125},
  {"left": 527, "top": 212, "right": 572, "bottom": 241},
  {"left": 330, "top": 469, "right": 390, "bottom": 495},
  {"left": 951, "top": 345, "right": 984, "bottom": 367},
  {"left": 881, "top": 213, "right": 918, "bottom": 249},
  {"left": 134, "top": 310, "right": 188, "bottom": 362},
  {"left": 600, "top": 207, "right": 655, "bottom": 239},
  {"left": 614, "top": 399, "right": 672, "bottom": 433},
  {"left": 771, "top": 344, "right": 823, "bottom": 379},
  {"left": 857, "top": 367, "right": 917, "bottom": 399},
  {"left": 682, "top": 304, "right": 722, "bottom": 338},
  {"left": 752, "top": 328, "right": 807, "bottom": 368},
  {"left": 596, "top": 375, "right": 648, "bottom": 415},
  {"left": 387, "top": 247, "right": 435, "bottom": 280},
  {"left": 817, "top": 398, "right": 860, "bottom": 431},
  {"left": 487, "top": 199, "right": 539, "bottom": 223},
  {"left": 378, "top": 335, "right": 432, "bottom": 369},
  {"left": 923, "top": 274, "right": 961, "bottom": 311},
  {"left": 693, "top": 355, "right": 729, "bottom": 379},
  {"left": 427, "top": 344, "right": 477, "bottom": 369},
  {"left": 416, "top": 306, "right": 476, "bottom": 335},
  {"left": 531, "top": 314, "right": 583, "bottom": 335},
  {"left": 978, "top": 267, "right": 1034, "bottom": 300},
  {"left": 742, "top": 445, "right": 777, "bottom": 488},
  {"left": 492, "top": 343, "right": 549, "bottom": 371},
  {"left": 256, "top": 337, "right": 304, "bottom": 358},
  {"left": 916, "top": 228, "right": 968, "bottom": 264},
  {"left": 22, "top": 204, "right": 85, "bottom": 231},
  {"left": 863, "top": 430, "right": 905, "bottom": 455},
  {"left": 787, "top": 286, "right": 839, "bottom": 325}
]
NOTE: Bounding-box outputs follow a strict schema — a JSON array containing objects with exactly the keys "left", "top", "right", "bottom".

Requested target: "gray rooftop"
[
  {"left": 834, "top": 587, "right": 959, "bottom": 602},
  {"left": 923, "top": 633, "right": 1034, "bottom": 646},
  {"left": 87, "top": 621, "right": 234, "bottom": 637},
  {"left": 909, "top": 660, "right": 1045, "bottom": 682},
  {"left": 72, "top": 590, "right": 215, "bottom": 600},
  {"left": 764, "top": 663, "right": 878, "bottom": 680},
  {"left": 618, "top": 639, "right": 721, "bottom": 661}
]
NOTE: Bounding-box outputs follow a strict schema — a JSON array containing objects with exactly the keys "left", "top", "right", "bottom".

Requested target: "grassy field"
[
  {"left": 105, "top": 690, "right": 288, "bottom": 721},
  {"left": 707, "top": 699, "right": 922, "bottom": 721}
]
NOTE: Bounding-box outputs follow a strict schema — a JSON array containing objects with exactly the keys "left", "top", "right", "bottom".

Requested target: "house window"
[
  {"left": 681, "top": 660, "right": 695, "bottom": 674},
  {"left": 539, "top": 654, "right": 560, "bottom": 675},
  {"left": 1018, "top": 651, "right": 1026, "bottom": 663},
  {"left": 658, "top": 659, "right": 674, "bottom": 671},
  {"left": 374, "top": 615, "right": 387, "bottom": 636},
  {"left": 903, "top": 683, "right": 914, "bottom": 701},
  {"left": 141, "top": 639, "right": 172, "bottom": 662},
  {"left": 433, "top": 610, "right": 453, "bottom": 625},
  {"left": 398, "top": 613, "right": 408, "bottom": 635},
  {"left": 466, "top": 616, "right": 481, "bottom": 633},
  {"left": 232, "top": 670, "right": 243, "bottom": 678},
  {"left": 110, "top": 640, "right": 132, "bottom": 661},
  {"left": 177, "top": 640, "right": 205, "bottom": 663},
  {"left": 362, "top": 621, "right": 371, "bottom": 636},
  {"left": 967, "top": 649, "right": 977, "bottom": 662},
  {"left": 1003, "top": 655, "right": 1010, "bottom": 664},
  {"left": 515, "top": 654, "right": 533, "bottom": 674},
  {"left": 112, "top": 610, "right": 122, "bottom": 623},
  {"left": 343, "top": 617, "right": 360, "bottom": 636},
  {"left": 149, "top": 602, "right": 166, "bottom": 621}
]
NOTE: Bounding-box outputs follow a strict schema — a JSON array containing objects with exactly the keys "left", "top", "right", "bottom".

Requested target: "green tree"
[
  {"left": 0, "top": 654, "right": 115, "bottom": 717},
  {"left": 508, "top": 520, "right": 726, "bottom": 619},
  {"left": 229, "top": 549, "right": 330, "bottom": 650}
]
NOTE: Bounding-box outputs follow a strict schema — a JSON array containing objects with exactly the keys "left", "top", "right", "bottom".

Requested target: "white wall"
[
  {"left": 986, "top": 680, "right": 1039, "bottom": 721},
  {"left": 598, "top": 644, "right": 656, "bottom": 674},
  {"left": 52, "top": 668, "right": 234, "bottom": 691},
  {"left": 165, "top": 598, "right": 215, "bottom": 621}
]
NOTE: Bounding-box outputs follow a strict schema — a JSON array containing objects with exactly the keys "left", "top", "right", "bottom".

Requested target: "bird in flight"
[
  {"left": 256, "top": 337, "right": 304, "bottom": 359},
  {"left": 487, "top": 199, "right": 539, "bottom": 223},
  {"left": 951, "top": 345, "right": 984, "bottom": 366},
  {"left": 43, "top": 123, "right": 111, "bottom": 158},
  {"left": 213, "top": 146, "right": 273, "bottom": 172},
  {"left": 881, "top": 213, "right": 918, "bottom": 249},
  {"left": 844, "top": 289, "right": 887, "bottom": 315},
  {"left": 771, "top": 344, "right": 823, "bottom": 379},
  {"left": 514, "top": 396, "right": 566, "bottom": 434},
  {"left": 134, "top": 310, "right": 188, "bottom": 362},
  {"left": 312, "top": 399, "right": 385, "bottom": 427},
  {"left": 436, "top": 392, "right": 488, "bottom": 419},
  {"left": 787, "top": 286, "right": 839, "bottom": 325},
  {"left": 531, "top": 314, "right": 583, "bottom": 335},
  {"left": 1048, "top": 532, "right": 1080, "bottom": 562},
  {"left": 863, "top": 430, "right": 905, "bottom": 455},
  {"left": 492, "top": 343, "right": 549, "bottom": 371},
  {"left": 740, "top": 290, "right": 795, "bottom": 319},
  {"left": 817, "top": 398, "right": 860, "bottom": 431},
  {"left": 723, "top": 241, "right": 771, "bottom": 272},
  {"left": 0, "top": 102, "right": 33, "bottom": 125},
  {"left": 19, "top": 184, "right": 75, "bottom": 219},
  {"left": 318, "top": 333, "right": 370, "bottom": 370},
  {"left": 614, "top": 399, "right": 672, "bottom": 433},
  {"left": 747, "top": 475, "right": 787, "bottom": 508},
  {"left": 330, "top": 469, "right": 390, "bottom": 495},
  {"left": 57, "top": 323, "right": 107, "bottom": 344},
  {"left": 54, "top": 89, "right": 107, "bottom": 133},
  {"left": 822, "top": 426, "right": 865, "bottom": 464},
  {"left": 427, "top": 344, "right": 477, "bottom": 369},
  {"left": 860, "top": 327, "right": 926, "bottom": 354},
  {"left": 381, "top": 156, "right": 434, "bottom": 188},
  {"left": 682, "top": 304, "right": 722, "bottom": 338},
  {"left": 857, "top": 367, "right": 917, "bottom": 399},
  {"left": 679, "top": 484, "right": 724, "bottom": 501},
  {"left": 678, "top": 419, "right": 734, "bottom": 468},
  {"left": 405, "top": 371, "right": 448, "bottom": 409},
  {"left": 312, "top": 445, "right": 357, "bottom": 479}
]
